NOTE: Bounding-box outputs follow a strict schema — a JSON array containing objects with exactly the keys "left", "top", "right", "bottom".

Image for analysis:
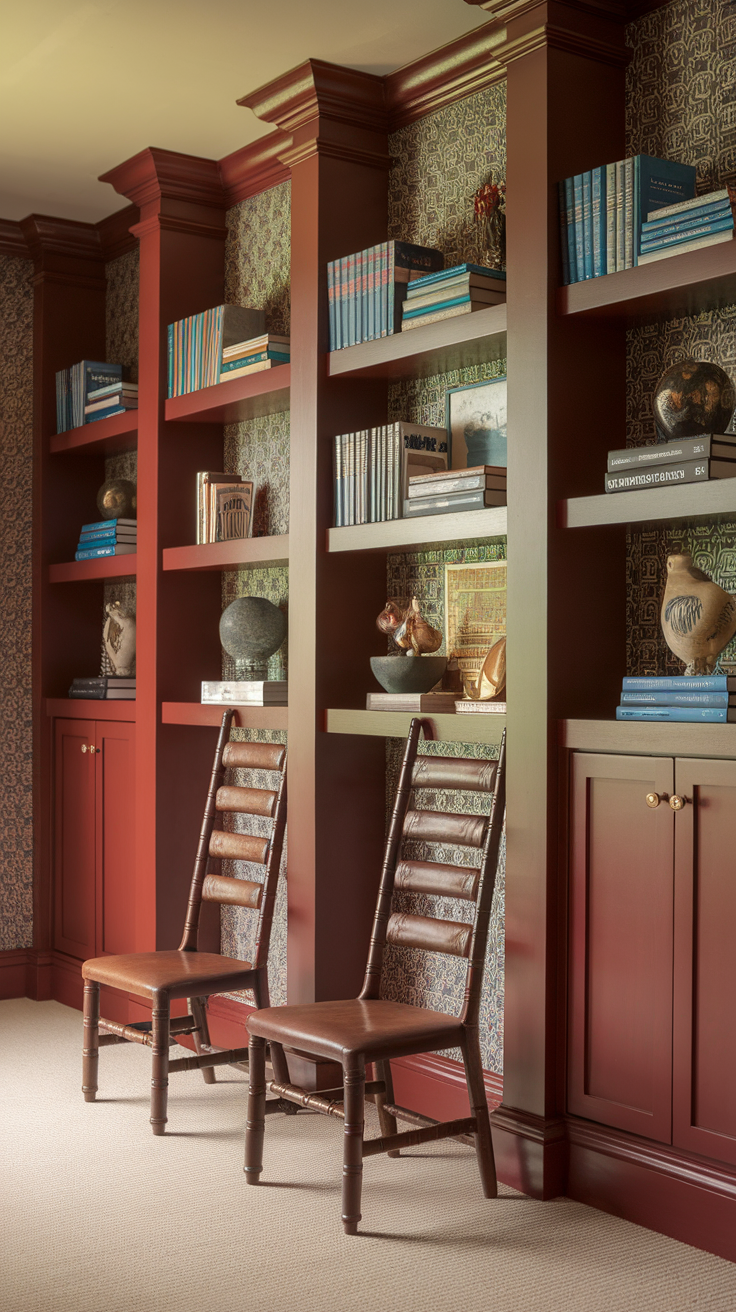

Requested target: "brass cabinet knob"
[
  {"left": 645, "top": 792, "right": 663, "bottom": 808},
  {"left": 669, "top": 794, "right": 687, "bottom": 811},
  {"left": 81, "top": 744, "right": 87, "bottom": 753}
]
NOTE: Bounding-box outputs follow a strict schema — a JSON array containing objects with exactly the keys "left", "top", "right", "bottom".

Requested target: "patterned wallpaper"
[
  {"left": 104, "top": 252, "right": 139, "bottom": 646},
  {"left": 625, "top": 0, "right": 736, "bottom": 675},
  {"left": 0, "top": 255, "right": 34, "bottom": 951}
]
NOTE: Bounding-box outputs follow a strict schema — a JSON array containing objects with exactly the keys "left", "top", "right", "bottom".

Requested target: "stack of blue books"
[
  {"left": 558, "top": 154, "right": 696, "bottom": 284},
  {"left": 74, "top": 518, "right": 137, "bottom": 561},
  {"left": 616, "top": 675, "right": 736, "bottom": 723},
  {"left": 400, "top": 264, "right": 506, "bottom": 331},
  {"left": 84, "top": 381, "right": 138, "bottom": 424},
  {"left": 638, "top": 188, "right": 736, "bottom": 265}
]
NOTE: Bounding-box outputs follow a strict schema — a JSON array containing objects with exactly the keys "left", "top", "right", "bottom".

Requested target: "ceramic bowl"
[{"left": 370, "top": 654, "right": 447, "bottom": 694}]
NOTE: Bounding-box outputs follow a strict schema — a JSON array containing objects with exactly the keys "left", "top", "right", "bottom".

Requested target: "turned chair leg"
[
  {"left": 150, "top": 997, "right": 171, "bottom": 1135},
  {"left": 342, "top": 1059, "right": 365, "bottom": 1235},
  {"left": 82, "top": 980, "right": 100, "bottom": 1103},
  {"left": 461, "top": 1031, "right": 497, "bottom": 1199},
  {"left": 269, "top": 1039, "right": 290, "bottom": 1086},
  {"left": 190, "top": 996, "right": 216, "bottom": 1084},
  {"left": 375, "top": 1059, "right": 400, "bottom": 1158},
  {"left": 244, "top": 1034, "right": 267, "bottom": 1184}
]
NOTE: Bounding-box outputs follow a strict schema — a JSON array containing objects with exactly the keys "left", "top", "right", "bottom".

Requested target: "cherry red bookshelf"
[
  {"left": 45, "top": 698, "right": 136, "bottom": 722},
  {"left": 49, "top": 411, "right": 138, "bottom": 456},
  {"left": 328, "top": 507, "right": 507, "bottom": 554},
  {"left": 164, "top": 364, "right": 290, "bottom": 423},
  {"left": 162, "top": 535, "right": 289, "bottom": 572},
  {"left": 161, "top": 702, "right": 288, "bottom": 730},
  {"left": 327, "top": 303, "right": 507, "bottom": 381},
  {"left": 557, "top": 240, "right": 736, "bottom": 322},
  {"left": 49, "top": 554, "right": 137, "bottom": 583}
]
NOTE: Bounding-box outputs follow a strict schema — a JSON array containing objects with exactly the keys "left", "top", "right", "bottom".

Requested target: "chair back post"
[
  {"left": 461, "top": 730, "right": 506, "bottom": 1029},
  {"left": 178, "top": 709, "right": 236, "bottom": 952},
  {"left": 359, "top": 716, "right": 424, "bottom": 1001},
  {"left": 252, "top": 764, "right": 287, "bottom": 976}
]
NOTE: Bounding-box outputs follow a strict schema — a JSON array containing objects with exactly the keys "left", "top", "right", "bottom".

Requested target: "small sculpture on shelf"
[
  {"left": 652, "top": 359, "right": 735, "bottom": 442},
  {"left": 376, "top": 597, "right": 442, "bottom": 655},
  {"left": 661, "top": 553, "right": 736, "bottom": 675},
  {"left": 467, "top": 635, "right": 506, "bottom": 701},
  {"left": 473, "top": 175, "right": 506, "bottom": 271},
  {"left": 97, "top": 477, "right": 137, "bottom": 521},
  {"left": 102, "top": 601, "right": 136, "bottom": 677},
  {"left": 219, "top": 595, "right": 287, "bottom": 681}
]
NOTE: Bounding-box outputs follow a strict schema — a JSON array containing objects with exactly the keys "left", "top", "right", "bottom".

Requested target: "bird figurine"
[{"left": 660, "top": 553, "right": 736, "bottom": 675}]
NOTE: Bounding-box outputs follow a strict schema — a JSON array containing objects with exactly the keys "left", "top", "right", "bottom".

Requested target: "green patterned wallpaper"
[{"left": 104, "top": 251, "right": 139, "bottom": 639}]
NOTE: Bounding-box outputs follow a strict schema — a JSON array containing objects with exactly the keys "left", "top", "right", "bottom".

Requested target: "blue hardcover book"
[
  {"left": 592, "top": 167, "right": 606, "bottom": 278},
  {"left": 615, "top": 159, "right": 625, "bottom": 272},
  {"left": 75, "top": 544, "right": 137, "bottom": 561},
  {"left": 605, "top": 162, "right": 616, "bottom": 274},
  {"left": 558, "top": 181, "right": 570, "bottom": 285},
  {"left": 78, "top": 527, "right": 136, "bottom": 543},
  {"left": 641, "top": 214, "right": 734, "bottom": 251},
  {"left": 167, "top": 323, "right": 173, "bottom": 398},
  {"left": 621, "top": 675, "right": 735, "bottom": 692},
  {"left": 620, "top": 690, "right": 730, "bottom": 708},
  {"left": 632, "top": 154, "right": 697, "bottom": 265},
  {"left": 616, "top": 706, "right": 733, "bottom": 722},
  {"left": 564, "top": 176, "right": 576, "bottom": 284},
  {"left": 327, "top": 260, "right": 336, "bottom": 351},
  {"left": 403, "top": 294, "right": 473, "bottom": 319},
  {"left": 582, "top": 172, "right": 593, "bottom": 280},
  {"left": 86, "top": 407, "right": 127, "bottom": 423},
  {"left": 642, "top": 199, "right": 731, "bottom": 240},
  {"left": 81, "top": 517, "right": 137, "bottom": 533},
  {"left": 219, "top": 351, "right": 290, "bottom": 373},
  {"left": 573, "top": 174, "right": 585, "bottom": 283},
  {"left": 408, "top": 263, "right": 504, "bottom": 291}
]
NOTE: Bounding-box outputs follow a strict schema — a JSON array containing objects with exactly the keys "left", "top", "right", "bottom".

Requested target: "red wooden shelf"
[
  {"left": 162, "top": 702, "right": 288, "bottom": 730},
  {"left": 557, "top": 240, "right": 736, "bottom": 322},
  {"left": 327, "top": 304, "right": 507, "bottom": 381},
  {"left": 163, "top": 535, "right": 289, "bottom": 572},
  {"left": 49, "top": 554, "right": 137, "bottom": 583},
  {"left": 49, "top": 411, "right": 138, "bottom": 456},
  {"left": 164, "top": 365, "right": 290, "bottom": 423},
  {"left": 561, "top": 718, "right": 736, "bottom": 760},
  {"left": 45, "top": 698, "right": 136, "bottom": 721}
]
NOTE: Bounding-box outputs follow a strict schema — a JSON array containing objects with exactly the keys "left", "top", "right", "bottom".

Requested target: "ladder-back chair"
[
  {"left": 245, "top": 718, "right": 506, "bottom": 1233},
  {"left": 82, "top": 709, "right": 287, "bottom": 1135}
]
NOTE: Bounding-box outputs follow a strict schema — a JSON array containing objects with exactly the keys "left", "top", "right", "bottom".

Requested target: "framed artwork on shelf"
[
  {"left": 444, "top": 560, "right": 507, "bottom": 695},
  {"left": 446, "top": 377, "right": 507, "bottom": 470},
  {"left": 216, "top": 481, "right": 255, "bottom": 541}
]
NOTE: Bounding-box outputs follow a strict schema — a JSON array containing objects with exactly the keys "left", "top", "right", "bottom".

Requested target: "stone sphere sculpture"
[
  {"left": 653, "top": 359, "right": 735, "bottom": 442},
  {"left": 219, "top": 596, "right": 286, "bottom": 676},
  {"left": 97, "top": 478, "right": 137, "bottom": 521}
]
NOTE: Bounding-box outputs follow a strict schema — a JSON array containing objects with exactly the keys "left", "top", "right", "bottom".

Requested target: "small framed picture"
[
  {"left": 446, "top": 377, "right": 507, "bottom": 470},
  {"left": 444, "top": 560, "right": 507, "bottom": 695}
]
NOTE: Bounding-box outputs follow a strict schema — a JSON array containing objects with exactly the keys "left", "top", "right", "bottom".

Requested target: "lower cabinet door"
[
  {"left": 568, "top": 752, "right": 675, "bottom": 1142},
  {"left": 54, "top": 719, "right": 97, "bottom": 960},
  {"left": 95, "top": 720, "right": 136, "bottom": 957},
  {"left": 673, "top": 756, "right": 736, "bottom": 1164}
]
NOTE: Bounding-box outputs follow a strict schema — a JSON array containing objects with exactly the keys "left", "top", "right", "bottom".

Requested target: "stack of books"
[
  {"left": 167, "top": 305, "right": 266, "bottom": 397},
  {"left": 68, "top": 676, "right": 136, "bottom": 701},
  {"left": 84, "top": 380, "right": 138, "bottom": 424},
  {"left": 401, "top": 264, "right": 506, "bottom": 331},
  {"left": 638, "top": 188, "right": 736, "bottom": 265},
  {"left": 196, "top": 472, "right": 254, "bottom": 544},
  {"left": 366, "top": 692, "right": 457, "bottom": 713},
  {"left": 616, "top": 675, "right": 736, "bottom": 723},
  {"left": 201, "top": 680, "right": 287, "bottom": 707},
  {"left": 55, "top": 361, "right": 125, "bottom": 433},
  {"left": 333, "top": 422, "right": 447, "bottom": 527},
  {"left": 558, "top": 154, "right": 696, "bottom": 283},
  {"left": 327, "top": 241, "right": 443, "bottom": 350},
  {"left": 74, "top": 518, "right": 137, "bottom": 561},
  {"left": 455, "top": 699, "right": 506, "bottom": 715},
  {"left": 219, "top": 334, "right": 290, "bottom": 381},
  {"left": 405, "top": 464, "right": 506, "bottom": 518},
  {"left": 604, "top": 434, "right": 736, "bottom": 494}
]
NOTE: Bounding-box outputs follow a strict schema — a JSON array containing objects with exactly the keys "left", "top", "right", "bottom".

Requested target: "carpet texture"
[{"left": 1, "top": 998, "right": 735, "bottom": 1312}]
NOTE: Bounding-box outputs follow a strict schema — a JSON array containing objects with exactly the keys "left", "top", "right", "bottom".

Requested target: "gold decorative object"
[
  {"left": 661, "top": 552, "right": 736, "bottom": 675},
  {"left": 645, "top": 793, "right": 662, "bottom": 809},
  {"left": 473, "top": 175, "right": 506, "bottom": 271},
  {"left": 469, "top": 635, "right": 506, "bottom": 701},
  {"left": 376, "top": 597, "right": 442, "bottom": 656},
  {"left": 669, "top": 795, "right": 687, "bottom": 811}
]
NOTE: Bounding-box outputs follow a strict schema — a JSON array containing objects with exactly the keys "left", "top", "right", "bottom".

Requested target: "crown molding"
[
  {"left": 385, "top": 21, "right": 507, "bottom": 130},
  {"left": 19, "top": 214, "right": 103, "bottom": 264},
  {"left": 238, "top": 58, "right": 388, "bottom": 136},
  {"left": 100, "top": 147, "right": 224, "bottom": 211},
  {"left": 219, "top": 133, "right": 292, "bottom": 207},
  {"left": 497, "top": 20, "right": 629, "bottom": 66},
  {"left": 466, "top": 0, "right": 672, "bottom": 16},
  {"left": 0, "top": 219, "right": 30, "bottom": 259}
]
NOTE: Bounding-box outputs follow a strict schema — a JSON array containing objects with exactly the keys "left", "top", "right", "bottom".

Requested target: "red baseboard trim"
[
  {"left": 390, "top": 1051, "right": 502, "bottom": 1121},
  {"left": 0, "top": 949, "right": 33, "bottom": 999}
]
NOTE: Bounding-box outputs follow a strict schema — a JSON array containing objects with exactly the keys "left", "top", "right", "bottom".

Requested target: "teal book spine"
[
  {"left": 558, "top": 181, "right": 570, "bottom": 285},
  {"left": 616, "top": 706, "right": 731, "bottom": 722},
  {"left": 583, "top": 171, "right": 593, "bottom": 279},
  {"left": 573, "top": 174, "right": 585, "bottom": 280},
  {"left": 564, "top": 177, "right": 576, "bottom": 283}
]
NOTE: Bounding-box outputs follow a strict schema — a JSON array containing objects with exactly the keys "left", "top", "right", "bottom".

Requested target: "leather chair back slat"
[
  {"left": 222, "top": 742, "right": 286, "bottom": 771},
  {"left": 386, "top": 911, "right": 472, "bottom": 958},
  {"left": 395, "top": 859, "right": 479, "bottom": 902},
  {"left": 202, "top": 873, "right": 262, "bottom": 909},
  {"left": 209, "top": 831, "right": 269, "bottom": 864},
  {"left": 411, "top": 756, "right": 497, "bottom": 793},
  {"left": 216, "top": 785, "right": 277, "bottom": 816},
  {"left": 403, "top": 809, "right": 487, "bottom": 849}
]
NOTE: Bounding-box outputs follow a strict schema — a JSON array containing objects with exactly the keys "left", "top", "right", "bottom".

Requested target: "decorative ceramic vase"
[
  {"left": 103, "top": 601, "right": 136, "bottom": 677},
  {"left": 661, "top": 553, "right": 736, "bottom": 675},
  {"left": 219, "top": 596, "right": 287, "bottom": 679},
  {"left": 653, "top": 359, "right": 735, "bottom": 442},
  {"left": 370, "top": 655, "right": 447, "bottom": 694},
  {"left": 97, "top": 478, "right": 137, "bottom": 521}
]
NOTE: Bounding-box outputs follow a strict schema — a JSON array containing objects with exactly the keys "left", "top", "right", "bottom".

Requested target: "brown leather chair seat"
[
  {"left": 248, "top": 998, "right": 464, "bottom": 1064},
  {"left": 83, "top": 951, "right": 255, "bottom": 1001}
]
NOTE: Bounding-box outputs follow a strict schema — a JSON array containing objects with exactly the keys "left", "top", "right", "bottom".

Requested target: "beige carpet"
[{"left": 1, "top": 999, "right": 735, "bottom": 1312}]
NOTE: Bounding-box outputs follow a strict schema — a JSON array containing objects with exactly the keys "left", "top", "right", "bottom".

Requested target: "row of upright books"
[
  {"left": 333, "top": 422, "right": 447, "bottom": 526},
  {"left": 399, "top": 264, "right": 506, "bottom": 332},
  {"left": 55, "top": 361, "right": 133, "bottom": 433},
  {"left": 327, "top": 241, "right": 443, "bottom": 350},
  {"left": 167, "top": 304, "right": 289, "bottom": 398},
  {"left": 74, "top": 517, "right": 137, "bottom": 561},
  {"left": 604, "top": 433, "right": 736, "bottom": 495},
  {"left": 558, "top": 154, "right": 695, "bottom": 284},
  {"left": 616, "top": 675, "right": 736, "bottom": 723}
]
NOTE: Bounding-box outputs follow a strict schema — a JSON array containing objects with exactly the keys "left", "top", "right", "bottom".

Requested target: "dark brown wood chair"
[
  {"left": 245, "top": 718, "right": 506, "bottom": 1233},
  {"left": 82, "top": 708, "right": 287, "bottom": 1135}
]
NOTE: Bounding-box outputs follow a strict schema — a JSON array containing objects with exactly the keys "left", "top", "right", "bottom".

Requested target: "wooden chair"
[
  {"left": 245, "top": 718, "right": 506, "bottom": 1233},
  {"left": 81, "top": 709, "right": 287, "bottom": 1135}
]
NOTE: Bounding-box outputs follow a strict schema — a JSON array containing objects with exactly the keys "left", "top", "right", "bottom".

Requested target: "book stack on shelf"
[
  {"left": 455, "top": 698, "right": 506, "bottom": 715},
  {"left": 616, "top": 675, "right": 736, "bottom": 723},
  {"left": 401, "top": 264, "right": 506, "bottom": 331},
  {"left": 219, "top": 333, "right": 289, "bottom": 381},
  {"left": 55, "top": 361, "right": 126, "bottom": 433},
  {"left": 327, "top": 241, "right": 443, "bottom": 350},
  {"left": 638, "top": 188, "right": 736, "bottom": 265},
  {"left": 201, "top": 680, "right": 287, "bottom": 707},
  {"left": 333, "top": 422, "right": 446, "bottom": 527},
  {"left": 196, "top": 472, "right": 254, "bottom": 543},
  {"left": 167, "top": 305, "right": 266, "bottom": 397},
  {"left": 68, "top": 676, "right": 136, "bottom": 701},
  {"left": 558, "top": 154, "right": 695, "bottom": 284},
  {"left": 84, "top": 380, "right": 138, "bottom": 424},
  {"left": 365, "top": 691, "right": 457, "bottom": 712},
  {"left": 404, "top": 464, "right": 507, "bottom": 518},
  {"left": 604, "top": 434, "right": 736, "bottom": 494},
  {"left": 74, "top": 518, "right": 137, "bottom": 561}
]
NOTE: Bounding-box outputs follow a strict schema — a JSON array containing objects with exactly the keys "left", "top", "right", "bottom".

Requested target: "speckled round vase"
[
  {"left": 96, "top": 478, "right": 137, "bottom": 521},
  {"left": 370, "top": 655, "right": 447, "bottom": 694},
  {"left": 219, "top": 597, "right": 287, "bottom": 680}
]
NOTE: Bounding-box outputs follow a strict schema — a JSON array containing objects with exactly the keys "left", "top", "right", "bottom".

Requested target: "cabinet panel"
[
  {"left": 54, "top": 720, "right": 96, "bottom": 960},
  {"left": 568, "top": 753, "right": 674, "bottom": 1141},
  {"left": 95, "top": 721, "right": 136, "bottom": 957},
  {"left": 673, "top": 757, "right": 736, "bottom": 1164}
]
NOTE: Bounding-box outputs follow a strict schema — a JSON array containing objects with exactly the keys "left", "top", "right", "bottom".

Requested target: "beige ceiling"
[{"left": 0, "top": 0, "right": 488, "bottom": 224}]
